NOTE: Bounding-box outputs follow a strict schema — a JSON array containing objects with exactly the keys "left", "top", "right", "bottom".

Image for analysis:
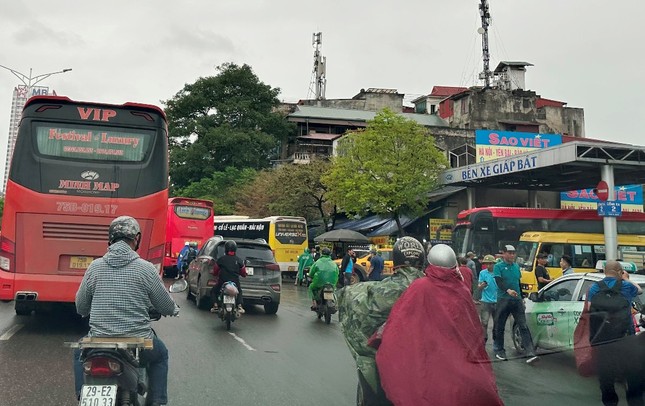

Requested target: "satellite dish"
[{"left": 477, "top": 27, "right": 485, "bottom": 34}]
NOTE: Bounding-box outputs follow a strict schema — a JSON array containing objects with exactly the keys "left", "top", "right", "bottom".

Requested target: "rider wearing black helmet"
[
  {"left": 210, "top": 240, "right": 247, "bottom": 314},
  {"left": 75, "top": 216, "right": 179, "bottom": 406}
]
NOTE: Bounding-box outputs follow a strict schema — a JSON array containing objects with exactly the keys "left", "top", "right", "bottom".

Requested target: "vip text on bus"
[{"left": 0, "top": 96, "right": 168, "bottom": 315}]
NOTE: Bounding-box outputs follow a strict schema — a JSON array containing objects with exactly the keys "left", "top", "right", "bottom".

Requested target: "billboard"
[
  {"left": 429, "top": 218, "right": 454, "bottom": 244},
  {"left": 475, "top": 130, "right": 562, "bottom": 162},
  {"left": 561, "top": 185, "right": 644, "bottom": 212}
]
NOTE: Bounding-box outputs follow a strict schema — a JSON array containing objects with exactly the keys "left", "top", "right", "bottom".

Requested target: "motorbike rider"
[
  {"left": 176, "top": 241, "right": 198, "bottom": 279},
  {"left": 210, "top": 240, "right": 247, "bottom": 314},
  {"left": 308, "top": 247, "right": 339, "bottom": 310},
  {"left": 337, "top": 236, "right": 426, "bottom": 405},
  {"left": 296, "top": 247, "right": 314, "bottom": 286},
  {"left": 74, "top": 216, "right": 179, "bottom": 406},
  {"left": 375, "top": 244, "right": 503, "bottom": 406}
]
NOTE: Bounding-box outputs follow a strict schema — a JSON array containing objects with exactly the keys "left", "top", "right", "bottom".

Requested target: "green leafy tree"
[
  {"left": 163, "top": 63, "right": 295, "bottom": 189},
  {"left": 236, "top": 160, "right": 337, "bottom": 229},
  {"left": 323, "top": 109, "right": 449, "bottom": 236},
  {"left": 173, "top": 167, "right": 256, "bottom": 215}
]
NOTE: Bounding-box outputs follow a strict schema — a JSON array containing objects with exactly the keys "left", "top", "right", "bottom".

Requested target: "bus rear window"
[
  {"left": 274, "top": 221, "right": 307, "bottom": 245},
  {"left": 35, "top": 124, "right": 152, "bottom": 162},
  {"left": 174, "top": 205, "right": 211, "bottom": 220}
]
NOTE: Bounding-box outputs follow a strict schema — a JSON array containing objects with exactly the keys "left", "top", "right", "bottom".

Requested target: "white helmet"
[{"left": 427, "top": 244, "right": 458, "bottom": 268}]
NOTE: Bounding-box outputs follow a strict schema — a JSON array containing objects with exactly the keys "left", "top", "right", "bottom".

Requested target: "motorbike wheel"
[
  {"left": 325, "top": 308, "right": 332, "bottom": 324},
  {"left": 226, "top": 312, "right": 232, "bottom": 331}
]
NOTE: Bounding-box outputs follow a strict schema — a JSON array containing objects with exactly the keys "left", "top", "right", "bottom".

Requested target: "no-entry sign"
[{"left": 596, "top": 181, "right": 609, "bottom": 201}]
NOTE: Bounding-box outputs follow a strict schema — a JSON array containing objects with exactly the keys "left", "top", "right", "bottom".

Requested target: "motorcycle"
[
  {"left": 217, "top": 281, "right": 240, "bottom": 331},
  {"left": 72, "top": 310, "right": 162, "bottom": 406},
  {"left": 314, "top": 283, "right": 337, "bottom": 324},
  {"left": 300, "top": 267, "right": 311, "bottom": 287}
]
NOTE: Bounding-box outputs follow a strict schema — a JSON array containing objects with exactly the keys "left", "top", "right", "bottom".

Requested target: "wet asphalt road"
[{"left": 0, "top": 280, "right": 608, "bottom": 405}]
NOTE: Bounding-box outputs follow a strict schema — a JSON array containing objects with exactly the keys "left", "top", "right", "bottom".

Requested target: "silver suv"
[{"left": 186, "top": 236, "right": 281, "bottom": 314}]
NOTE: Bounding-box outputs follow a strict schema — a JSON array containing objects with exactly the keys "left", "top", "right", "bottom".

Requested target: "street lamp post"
[{"left": 0, "top": 64, "right": 72, "bottom": 95}]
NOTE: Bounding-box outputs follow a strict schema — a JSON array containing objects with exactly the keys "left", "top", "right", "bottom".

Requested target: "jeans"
[
  {"left": 493, "top": 297, "right": 535, "bottom": 355},
  {"left": 479, "top": 301, "right": 497, "bottom": 343},
  {"left": 74, "top": 335, "right": 169, "bottom": 404}
]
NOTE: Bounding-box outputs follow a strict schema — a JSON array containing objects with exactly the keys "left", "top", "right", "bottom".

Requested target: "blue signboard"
[
  {"left": 597, "top": 201, "right": 622, "bottom": 217},
  {"left": 475, "top": 130, "right": 562, "bottom": 162},
  {"left": 561, "top": 185, "right": 643, "bottom": 212}
]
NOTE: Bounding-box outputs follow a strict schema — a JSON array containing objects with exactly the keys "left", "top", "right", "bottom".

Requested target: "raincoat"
[
  {"left": 297, "top": 248, "right": 314, "bottom": 280},
  {"left": 337, "top": 266, "right": 425, "bottom": 397},
  {"left": 308, "top": 255, "right": 339, "bottom": 299},
  {"left": 375, "top": 263, "right": 503, "bottom": 406}
]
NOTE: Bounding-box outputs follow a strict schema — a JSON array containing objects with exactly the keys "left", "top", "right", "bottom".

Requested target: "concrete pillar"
[
  {"left": 528, "top": 190, "right": 538, "bottom": 208},
  {"left": 467, "top": 188, "right": 475, "bottom": 209}
]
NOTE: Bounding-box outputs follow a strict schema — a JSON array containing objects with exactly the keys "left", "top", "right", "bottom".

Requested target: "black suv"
[{"left": 186, "top": 236, "right": 281, "bottom": 314}]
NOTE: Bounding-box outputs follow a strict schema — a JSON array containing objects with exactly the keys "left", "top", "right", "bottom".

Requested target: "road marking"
[
  {"left": 228, "top": 332, "right": 256, "bottom": 351},
  {"left": 0, "top": 324, "right": 24, "bottom": 341}
]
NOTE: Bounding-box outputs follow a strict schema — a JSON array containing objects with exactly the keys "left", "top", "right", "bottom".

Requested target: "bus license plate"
[
  {"left": 79, "top": 384, "right": 116, "bottom": 405},
  {"left": 288, "top": 266, "right": 295, "bottom": 271},
  {"left": 70, "top": 256, "right": 93, "bottom": 269},
  {"left": 246, "top": 267, "right": 254, "bottom": 276}
]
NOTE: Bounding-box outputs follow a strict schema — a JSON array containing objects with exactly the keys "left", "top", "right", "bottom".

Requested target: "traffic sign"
[
  {"left": 597, "top": 201, "right": 622, "bottom": 217},
  {"left": 595, "top": 181, "right": 609, "bottom": 201}
]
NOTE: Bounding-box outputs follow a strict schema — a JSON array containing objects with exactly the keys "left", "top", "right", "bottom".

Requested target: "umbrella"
[{"left": 313, "top": 229, "right": 369, "bottom": 244}]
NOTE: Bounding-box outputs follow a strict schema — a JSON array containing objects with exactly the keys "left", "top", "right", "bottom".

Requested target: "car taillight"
[
  {"left": 270, "top": 284, "right": 281, "bottom": 292},
  {"left": 83, "top": 357, "right": 122, "bottom": 376},
  {"left": 266, "top": 263, "right": 280, "bottom": 272}
]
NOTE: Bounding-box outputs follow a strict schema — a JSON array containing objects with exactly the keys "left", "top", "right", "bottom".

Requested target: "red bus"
[
  {"left": 0, "top": 96, "right": 168, "bottom": 315},
  {"left": 163, "top": 197, "right": 214, "bottom": 275},
  {"left": 453, "top": 207, "right": 645, "bottom": 257}
]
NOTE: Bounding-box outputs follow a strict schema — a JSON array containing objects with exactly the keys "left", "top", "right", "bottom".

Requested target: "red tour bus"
[
  {"left": 0, "top": 96, "right": 168, "bottom": 315},
  {"left": 453, "top": 207, "right": 645, "bottom": 257},
  {"left": 163, "top": 197, "right": 214, "bottom": 275}
]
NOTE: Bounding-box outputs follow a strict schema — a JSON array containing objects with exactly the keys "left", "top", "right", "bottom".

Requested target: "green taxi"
[{"left": 513, "top": 272, "right": 645, "bottom": 353}]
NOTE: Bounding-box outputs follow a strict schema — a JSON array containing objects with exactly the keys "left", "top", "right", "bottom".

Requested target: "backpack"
[
  {"left": 186, "top": 248, "right": 197, "bottom": 263},
  {"left": 588, "top": 279, "right": 632, "bottom": 345}
]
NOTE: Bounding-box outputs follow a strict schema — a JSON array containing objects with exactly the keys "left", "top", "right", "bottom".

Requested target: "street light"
[{"left": 0, "top": 64, "right": 72, "bottom": 94}]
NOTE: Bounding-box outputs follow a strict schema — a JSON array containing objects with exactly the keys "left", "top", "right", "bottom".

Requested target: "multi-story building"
[{"left": 2, "top": 85, "right": 51, "bottom": 192}]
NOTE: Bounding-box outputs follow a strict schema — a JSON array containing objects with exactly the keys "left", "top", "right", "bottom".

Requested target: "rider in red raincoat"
[{"left": 375, "top": 244, "right": 504, "bottom": 406}]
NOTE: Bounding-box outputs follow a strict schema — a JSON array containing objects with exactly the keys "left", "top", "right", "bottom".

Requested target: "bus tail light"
[
  {"left": 0, "top": 237, "right": 15, "bottom": 272},
  {"left": 165, "top": 241, "right": 172, "bottom": 257},
  {"left": 148, "top": 244, "right": 164, "bottom": 274}
]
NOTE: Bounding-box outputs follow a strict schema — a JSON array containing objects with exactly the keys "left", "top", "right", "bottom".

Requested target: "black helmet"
[
  {"left": 393, "top": 236, "right": 425, "bottom": 268},
  {"left": 224, "top": 240, "right": 237, "bottom": 253},
  {"left": 321, "top": 247, "right": 332, "bottom": 256},
  {"left": 108, "top": 216, "right": 141, "bottom": 246}
]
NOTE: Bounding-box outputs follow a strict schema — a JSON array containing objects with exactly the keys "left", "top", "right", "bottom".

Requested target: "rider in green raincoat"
[
  {"left": 308, "top": 247, "right": 339, "bottom": 309},
  {"left": 296, "top": 247, "right": 314, "bottom": 285}
]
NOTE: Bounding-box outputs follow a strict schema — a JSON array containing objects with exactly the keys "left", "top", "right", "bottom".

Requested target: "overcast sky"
[{"left": 0, "top": 0, "right": 643, "bottom": 177}]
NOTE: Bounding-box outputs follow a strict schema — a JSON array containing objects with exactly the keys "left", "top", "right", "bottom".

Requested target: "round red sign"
[{"left": 596, "top": 180, "right": 609, "bottom": 201}]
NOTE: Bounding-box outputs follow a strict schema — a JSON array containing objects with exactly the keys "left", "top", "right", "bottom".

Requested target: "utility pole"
[
  {"left": 0, "top": 65, "right": 72, "bottom": 191},
  {"left": 478, "top": 0, "right": 492, "bottom": 88},
  {"left": 312, "top": 32, "right": 326, "bottom": 103}
]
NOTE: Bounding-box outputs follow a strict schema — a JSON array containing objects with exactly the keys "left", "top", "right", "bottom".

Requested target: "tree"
[
  {"left": 235, "top": 160, "right": 337, "bottom": 230},
  {"left": 173, "top": 166, "right": 256, "bottom": 215},
  {"left": 163, "top": 63, "right": 295, "bottom": 189},
  {"left": 323, "top": 109, "right": 449, "bottom": 236}
]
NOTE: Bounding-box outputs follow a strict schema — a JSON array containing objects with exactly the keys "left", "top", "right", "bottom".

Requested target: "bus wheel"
[{"left": 15, "top": 303, "right": 32, "bottom": 316}]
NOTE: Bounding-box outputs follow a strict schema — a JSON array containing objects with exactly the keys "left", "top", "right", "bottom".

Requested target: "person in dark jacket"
[
  {"left": 210, "top": 240, "right": 247, "bottom": 314},
  {"left": 339, "top": 248, "right": 355, "bottom": 287}
]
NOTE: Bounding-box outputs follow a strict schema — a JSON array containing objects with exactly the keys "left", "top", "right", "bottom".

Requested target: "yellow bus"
[
  {"left": 517, "top": 231, "right": 645, "bottom": 293},
  {"left": 213, "top": 216, "right": 308, "bottom": 277}
]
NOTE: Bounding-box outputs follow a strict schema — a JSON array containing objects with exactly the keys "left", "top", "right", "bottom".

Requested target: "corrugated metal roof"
[
  {"left": 297, "top": 133, "right": 343, "bottom": 141},
  {"left": 494, "top": 61, "right": 534, "bottom": 72},
  {"left": 289, "top": 106, "right": 448, "bottom": 127},
  {"left": 430, "top": 86, "right": 469, "bottom": 97}
]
